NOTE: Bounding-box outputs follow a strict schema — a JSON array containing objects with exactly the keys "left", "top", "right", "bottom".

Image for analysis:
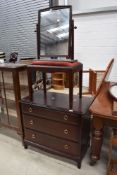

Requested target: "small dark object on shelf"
[{"left": 9, "top": 52, "right": 18, "bottom": 63}]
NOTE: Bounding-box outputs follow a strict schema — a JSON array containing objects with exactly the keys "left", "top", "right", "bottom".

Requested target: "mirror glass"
[
  {"left": 39, "top": 6, "right": 71, "bottom": 58},
  {"left": 109, "top": 84, "right": 117, "bottom": 100}
]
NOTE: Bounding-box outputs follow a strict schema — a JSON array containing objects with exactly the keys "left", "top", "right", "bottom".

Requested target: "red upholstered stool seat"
[{"left": 32, "top": 60, "right": 80, "bottom": 67}]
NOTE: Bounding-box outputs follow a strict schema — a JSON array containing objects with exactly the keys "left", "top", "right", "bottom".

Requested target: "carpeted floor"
[{"left": 0, "top": 127, "right": 108, "bottom": 175}]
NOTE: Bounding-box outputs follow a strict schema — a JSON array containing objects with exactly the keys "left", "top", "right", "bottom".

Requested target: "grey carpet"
[{"left": 0, "top": 127, "right": 107, "bottom": 175}]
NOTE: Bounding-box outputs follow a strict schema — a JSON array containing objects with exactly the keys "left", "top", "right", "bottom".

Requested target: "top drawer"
[{"left": 21, "top": 103, "right": 81, "bottom": 125}]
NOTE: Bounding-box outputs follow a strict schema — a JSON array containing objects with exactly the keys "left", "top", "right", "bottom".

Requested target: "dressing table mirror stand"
[
  {"left": 20, "top": 6, "right": 93, "bottom": 169},
  {"left": 37, "top": 5, "right": 74, "bottom": 60}
]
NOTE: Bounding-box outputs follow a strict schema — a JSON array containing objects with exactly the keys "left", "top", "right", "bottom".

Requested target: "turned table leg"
[{"left": 90, "top": 117, "right": 104, "bottom": 165}]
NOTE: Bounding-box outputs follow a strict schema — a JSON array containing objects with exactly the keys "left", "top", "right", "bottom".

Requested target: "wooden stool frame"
[{"left": 27, "top": 63, "right": 83, "bottom": 110}]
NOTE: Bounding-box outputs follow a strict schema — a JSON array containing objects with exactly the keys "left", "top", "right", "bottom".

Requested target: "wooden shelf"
[
  {"left": 2, "top": 99, "right": 16, "bottom": 109},
  {"left": 52, "top": 84, "right": 64, "bottom": 90},
  {"left": 0, "top": 82, "right": 28, "bottom": 90},
  {"left": 52, "top": 78, "right": 64, "bottom": 81},
  {"left": 0, "top": 82, "right": 14, "bottom": 90},
  {"left": 52, "top": 72, "right": 65, "bottom": 90},
  {"left": 0, "top": 113, "right": 18, "bottom": 128}
]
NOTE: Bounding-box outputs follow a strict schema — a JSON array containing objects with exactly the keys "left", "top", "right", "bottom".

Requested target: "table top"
[
  {"left": 0, "top": 63, "right": 27, "bottom": 71},
  {"left": 89, "top": 82, "right": 117, "bottom": 120}
]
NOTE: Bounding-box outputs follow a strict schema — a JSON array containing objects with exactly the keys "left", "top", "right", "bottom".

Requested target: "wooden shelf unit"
[
  {"left": 0, "top": 63, "right": 28, "bottom": 133},
  {"left": 52, "top": 72, "right": 65, "bottom": 90}
]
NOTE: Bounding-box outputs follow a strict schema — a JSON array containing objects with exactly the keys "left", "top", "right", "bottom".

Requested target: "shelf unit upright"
[{"left": 0, "top": 63, "right": 27, "bottom": 134}]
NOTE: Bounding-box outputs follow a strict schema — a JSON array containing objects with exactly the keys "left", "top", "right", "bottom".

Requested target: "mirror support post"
[
  {"left": 72, "top": 20, "right": 74, "bottom": 60},
  {"left": 50, "top": 0, "right": 59, "bottom": 7},
  {"left": 36, "top": 23, "right": 40, "bottom": 59},
  {"left": 70, "top": 20, "right": 77, "bottom": 60}
]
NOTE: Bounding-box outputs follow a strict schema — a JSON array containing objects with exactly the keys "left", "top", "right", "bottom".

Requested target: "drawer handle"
[
  {"left": 64, "top": 144, "right": 69, "bottom": 150},
  {"left": 64, "top": 115, "right": 68, "bottom": 121},
  {"left": 64, "top": 129, "right": 69, "bottom": 135},
  {"left": 28, "top": 107, "right": 32, "bottom": 113},
  {"left": 31, "top": 134, "right": 36, "bottom": 139},
  {"left": 29, "top": 120, "right": 33, "bottom": 125}
]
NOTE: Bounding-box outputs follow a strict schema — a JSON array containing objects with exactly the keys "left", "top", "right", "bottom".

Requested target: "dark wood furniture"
[
  {"left": 89, "top": 69, "right": 97, "bottom": 95},
  {"left": 20, "top": 92, "right": 92, "bottom": 168},
  {"left": 27, "top": 62, "right": 83, "bottom": 110},
  {"left": 107, "top": 128, "right": 117, "bottom": 175},
  {"left": 89, "top": 81, "right": 117, "bottom": 165},
  {"left": 0, "top": 63, "right": 27, "bottom": 133},
  {"left": 112, "top": 101, "right": 117, "bottom": 115},
  {"left": 107, "top": 84, "right": 117, "bottom": 175},
  {"left": 20, "top": 61, "right": 93, "bottom": 168},
  {"left": 89, "top": 59, "right": 117, "bottom": 165}
]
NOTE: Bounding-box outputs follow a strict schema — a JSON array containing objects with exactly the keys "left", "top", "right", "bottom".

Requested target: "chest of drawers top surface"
[{"left": 21, "top": 91, "right": 92, "bottom": 115}]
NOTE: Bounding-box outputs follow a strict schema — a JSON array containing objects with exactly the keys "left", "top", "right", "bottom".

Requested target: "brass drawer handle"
[
  {"left": 64, "top": 115, "right": 68, "bottom": 121},
  {"left": 64, "top": 129, "right": 69, "bottom": 135},
  {"left": 64, "top": 144, "right": 69, "bottom": 150},
  {"left": 31, "top": 134, "right": 36, "bottom": 139},
  {"left": 28, "top": 107, "right": 32, "bottom": 113},
  {"left": 29, "top": 120, "right": 33, "bottom": 125}
]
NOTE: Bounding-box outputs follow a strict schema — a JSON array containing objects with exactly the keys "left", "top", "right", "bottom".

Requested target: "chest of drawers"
[{"left": 20, "top": 92, "right": 92, "bottom": 168}]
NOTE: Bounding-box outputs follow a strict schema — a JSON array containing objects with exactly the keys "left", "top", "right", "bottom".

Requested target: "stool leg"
[
  {"left": 79, "top": 69, "right": 82, "bottom": 98},
  {"left": 69, "top": 72, "right": 73, "bottom": 110},
  {"left": 42, "top": 72, "right": 47, "bottom": 105}
]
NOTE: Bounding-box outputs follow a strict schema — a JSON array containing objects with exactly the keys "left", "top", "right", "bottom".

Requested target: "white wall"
[
  {"left": 73, "top": 12, "right": 117, "bottom": 82},
  {"left": 59, "top": 0, "right": 117, "bottom": 83},
  {"left": 68, "top": 0, "right": 117, "bottom": 11},
  {"left": 48, "top": 0, "right": 116, "bottom": 81},
  {"left": 80, "top": 0, "right": 117, "bottom": 9},
  {"left": 59, "top": 0, "right": 65, "bottom": 5}
]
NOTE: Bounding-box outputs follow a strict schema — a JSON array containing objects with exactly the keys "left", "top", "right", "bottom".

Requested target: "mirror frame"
[{"left": 37, "top": 5, "right": 72, "bottom": 59}]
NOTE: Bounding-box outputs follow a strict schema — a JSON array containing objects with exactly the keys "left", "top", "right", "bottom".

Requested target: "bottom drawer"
[{"left": 24, "top": 128, "right": 80, "bottom": 156}]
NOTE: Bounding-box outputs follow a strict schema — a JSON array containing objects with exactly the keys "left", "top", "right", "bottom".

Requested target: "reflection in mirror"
[
  {"left": 39, "top": 6, "right": 71, "bottom": 58},
  {"left": 109, "top": 84, "right": 117, "bottom": 100}
]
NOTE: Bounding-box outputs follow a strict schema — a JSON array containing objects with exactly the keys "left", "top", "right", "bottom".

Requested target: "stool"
[
  {"left": 107, "top": 128, "right": 117, "bottom": 175},
  {"left": 28, "top": 61, "right": 83, "bottom": 110}
]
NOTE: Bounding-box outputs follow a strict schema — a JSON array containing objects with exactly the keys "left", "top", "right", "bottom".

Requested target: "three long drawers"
[
  {"left": 21, "top": 99, "right": 91, "bottom": 168},
  {"left": 23, "top": 114, "right": 80, "bottom": 142}
]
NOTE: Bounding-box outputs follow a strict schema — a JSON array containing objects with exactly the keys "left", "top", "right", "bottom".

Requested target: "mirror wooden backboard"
[{"left": 37, "top": 6, "right": 72, "bottom": 59}]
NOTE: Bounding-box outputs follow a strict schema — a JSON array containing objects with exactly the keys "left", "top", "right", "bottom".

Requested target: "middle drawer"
[{"left": 23, "top": 114, "right": 80, "bottom": 142}]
